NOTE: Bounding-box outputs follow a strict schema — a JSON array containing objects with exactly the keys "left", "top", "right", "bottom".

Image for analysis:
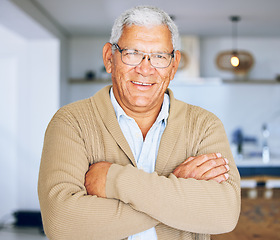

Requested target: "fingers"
[
  {"left": 201, "top": 164, "right": 230, "bottom": 181},
  {"left": 212, "top": 173, "right": 229, "bottom": 183},
  {"left": 197, "top": 157, "right": 229, "bottom": 177},
  {"left": 182, "top": 156, "right": 195, "bottom": 164},
  {"left": 173, "top": 153, "right": 230, "bottom": 183},
  {"left": 192, "top": 153, "right": 222, "bottom": 166},
  {"left": 182, "top": 152, "right": 222, "bottom": 166}
]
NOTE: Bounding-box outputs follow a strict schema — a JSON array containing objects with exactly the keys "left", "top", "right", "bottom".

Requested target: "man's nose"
[{"left": 136, "top": 55, "right": 155, "bottom": 75}]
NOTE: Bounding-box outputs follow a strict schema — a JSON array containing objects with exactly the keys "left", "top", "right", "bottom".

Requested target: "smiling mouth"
[{"left": 131, "top": 81, "right": 153, "bottom": 86}]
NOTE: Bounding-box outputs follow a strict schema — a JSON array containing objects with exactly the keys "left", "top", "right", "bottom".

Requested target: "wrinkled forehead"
[
  {"left": 119, "top": 24, "right": 173, "bottom": 49},
  {"left": 122, "top": 23, "right": 172, "bottom": 37}
]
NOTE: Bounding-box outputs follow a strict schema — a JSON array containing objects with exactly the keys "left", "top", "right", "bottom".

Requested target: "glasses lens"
[
  {"left": 121, "top": 50, "right": 143, "bottom": 65},
  {"left": 120, "top": 47, "right": 173, "bottom": 68},
  {"left": 150, "top": 53, "right": 172, "bottom": 68}
]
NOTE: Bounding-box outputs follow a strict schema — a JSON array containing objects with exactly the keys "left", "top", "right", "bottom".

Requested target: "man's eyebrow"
[{"left": 127, "top": 48, "right": 172, "bottom": 54}]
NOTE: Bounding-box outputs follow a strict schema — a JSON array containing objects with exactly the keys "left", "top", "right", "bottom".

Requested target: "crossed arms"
[{"left": 85, "top": 153, "right": 230, "bottom": 198}]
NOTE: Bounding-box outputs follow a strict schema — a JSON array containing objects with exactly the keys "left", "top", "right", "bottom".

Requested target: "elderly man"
[{"left": 38, "top": 5, "right": 240, "bottom": 240}]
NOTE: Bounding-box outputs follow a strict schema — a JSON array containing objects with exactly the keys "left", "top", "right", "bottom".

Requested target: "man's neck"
[
  {"left": 110, "top": 88, "right": 166, "bottom": 139},
  {"left": 122, "top": 104, "right": 162, "bottom": 139}
]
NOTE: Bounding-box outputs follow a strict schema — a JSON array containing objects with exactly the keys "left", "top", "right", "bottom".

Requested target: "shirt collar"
[{"left": 110, "top": 87, "right": 170, "bottom": 125}]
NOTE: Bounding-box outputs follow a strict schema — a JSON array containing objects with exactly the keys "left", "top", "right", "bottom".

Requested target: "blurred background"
[{"left": 0, "top": 0, "right": 279, "bottom": 239}]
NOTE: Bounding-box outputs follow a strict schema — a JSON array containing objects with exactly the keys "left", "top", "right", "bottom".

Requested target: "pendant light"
[
  {"left": 216, "top": 16, "right": 254, "bottom": 78},
  {"left": 230, "top": 16, "right": 240, "bottom": 67}
]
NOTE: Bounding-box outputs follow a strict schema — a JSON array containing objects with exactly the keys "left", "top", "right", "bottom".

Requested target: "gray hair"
[{"left": 110, "top": 6, "right": 179, "bottom": 50}]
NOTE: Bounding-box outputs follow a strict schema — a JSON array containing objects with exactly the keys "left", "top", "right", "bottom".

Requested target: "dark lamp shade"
[{"left": 216, "top": 50, "right": 254, "bottom": 75}]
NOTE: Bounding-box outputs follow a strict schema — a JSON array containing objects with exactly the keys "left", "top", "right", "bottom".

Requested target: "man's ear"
[
  {"left": 103, "top": 42, "right": 113, "bottom": 73},
  {"left": 170, "top": 50, "right": 181, "bottom": 80}
]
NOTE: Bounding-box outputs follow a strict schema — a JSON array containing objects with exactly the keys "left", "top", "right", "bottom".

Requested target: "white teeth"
[{"left": 132, "top": 81, "right": 152, "bottom": 86}]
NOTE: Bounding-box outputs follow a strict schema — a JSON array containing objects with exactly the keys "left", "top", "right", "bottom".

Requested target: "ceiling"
[{"left": 30, "top": 0, "right": 280, "bottom": 38}]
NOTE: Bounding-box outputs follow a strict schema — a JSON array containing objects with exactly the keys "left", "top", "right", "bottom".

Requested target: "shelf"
[
  {"left": 69, "top": 78, "right": 111, "bottom": 83},
  {"left": 223, "top": 79, "right": 280, "bottom": 84}
]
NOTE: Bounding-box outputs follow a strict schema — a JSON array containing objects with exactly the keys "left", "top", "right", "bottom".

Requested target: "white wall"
[
  {"left": 69, "top": 36, "right": 110, "bottom": 79},
  {"left": 68, "top": 36, "right": 112, "bottom": 103},
  {"left": 0, "top": 0, "right": 65, "bottom": 219},
  {"left": 0, "top": 57, "right": 19, "bottom": 219},
  {"left": 200, "top": 37, "right": 280, "bottom": 80},
  {"left": 17, "top": 39, "right": 59, "bottom": 209},
  {"left": 0, "top": 23, "right": 60, "bottom": 218},
  {"left": 8, "top": 0, "right": 69, "bottom": 106},
  {"left": 0, "top": 25, "right": 25, "bottom": 218}
]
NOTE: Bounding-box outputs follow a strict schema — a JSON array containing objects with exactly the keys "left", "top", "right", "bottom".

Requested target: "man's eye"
[
  {"left": 131, "top": 52, "right": 139, "bottom": 55},
  {"left": 154, "top": 54, "right": 167, "bottom": 60},
  {"left": 124, "top": 50, "right": 140, "bottom": 56}
]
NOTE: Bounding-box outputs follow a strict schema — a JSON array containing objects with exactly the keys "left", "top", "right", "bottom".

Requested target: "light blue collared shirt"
[{"left": 110, "top": 88, "right": 170, "bottom": 240}]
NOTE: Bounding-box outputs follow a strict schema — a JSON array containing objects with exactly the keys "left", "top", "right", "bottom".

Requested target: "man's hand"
[
  {"left": 84, "top": 161, "right": 112, "bottom": 197},
  {"left": 173, "top": 153, "right": 229, "bottom": 183}
]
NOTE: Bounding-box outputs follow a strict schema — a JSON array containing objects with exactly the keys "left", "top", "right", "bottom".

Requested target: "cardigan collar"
[{"left": 92, "top": 85, "right": 186, "bottom": 174}]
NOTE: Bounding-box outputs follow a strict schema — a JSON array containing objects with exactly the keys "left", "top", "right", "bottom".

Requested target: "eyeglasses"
[{"left": 113, "top": 43, "right": 174, "bottom": 69}]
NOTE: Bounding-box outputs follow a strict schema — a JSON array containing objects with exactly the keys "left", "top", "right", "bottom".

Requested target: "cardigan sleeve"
[
  {"left": 106, "top": 113, "right": 240, "bottom": 235},
  {"left": 38, "top": 108, "right": 159, "bottom": 240}
]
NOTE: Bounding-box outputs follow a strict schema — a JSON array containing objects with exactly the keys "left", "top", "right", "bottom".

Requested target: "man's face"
[{"left": 104, "top": 24, "right": 180, "bottom": 114}]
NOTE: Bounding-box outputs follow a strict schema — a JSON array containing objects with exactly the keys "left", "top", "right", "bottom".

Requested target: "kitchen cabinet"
[
  {"left": 238, "top": 167, "right": 280, "bottom": 177},
  {"left": 236, "top": 158, "right": 280, "bottom": 176}
]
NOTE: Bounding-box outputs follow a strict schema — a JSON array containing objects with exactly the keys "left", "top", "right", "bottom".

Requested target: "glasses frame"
[{"left": 113, "top": 43, "right": 175, "bottom": 69}]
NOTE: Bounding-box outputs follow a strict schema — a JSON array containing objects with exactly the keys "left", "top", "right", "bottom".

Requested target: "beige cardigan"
[{"left": 38, "top": 86, "right": 240, "bottom": 240}]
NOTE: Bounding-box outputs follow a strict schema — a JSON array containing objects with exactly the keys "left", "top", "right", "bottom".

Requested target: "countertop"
[{"left": 235, "top": 157, "right": 280, "bottom": 167}]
